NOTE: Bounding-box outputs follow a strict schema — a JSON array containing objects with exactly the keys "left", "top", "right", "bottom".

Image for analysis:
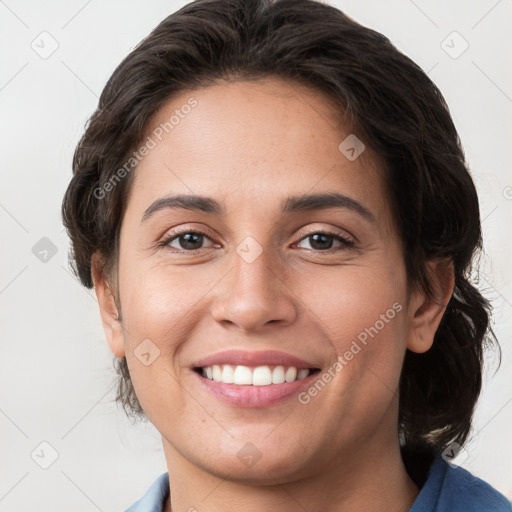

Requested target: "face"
[{"left": 96, "top": 77, "right": 439, "bottom": 484}]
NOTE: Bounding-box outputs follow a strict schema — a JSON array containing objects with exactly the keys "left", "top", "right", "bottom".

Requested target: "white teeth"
[
  {"left": 233, "top": 365, "right": 252, "bottom": 385},
  {"left": 252, "top": 366, "right": 272, "bottom": 386},
  {"left": 212, "top": 365, "right": 222, "bottom": 382},
  {"left": 221, "top": 364, "right": 234, "bottom": 384},
  {"left": 297, "top": 368, "right": 310, "bottom": 380},
  {"left": 200, "top": 364, "right": 312, "bottom": 385},
  {"left": 272, "top": 365, "right": 285, "bottom": 384},
  {"left": 285, "top": 367, "right": 297, "bottom": 382}
]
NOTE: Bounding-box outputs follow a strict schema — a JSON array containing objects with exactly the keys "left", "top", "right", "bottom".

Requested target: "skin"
[{"left": 93, "top": 77, "right": 454, "bottom": 512}]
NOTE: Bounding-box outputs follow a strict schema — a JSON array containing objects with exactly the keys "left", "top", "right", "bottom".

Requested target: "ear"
[
  {"left": 406, "top": 259, "right": 455, "bottom": 354},
  {"left": 91, "top": 252, "right": 125, "bottom": 358}
]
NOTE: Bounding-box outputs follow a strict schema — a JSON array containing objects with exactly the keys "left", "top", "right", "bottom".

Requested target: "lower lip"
[{"left": 193, "top": 370, "right": 319, "bottom": 408}]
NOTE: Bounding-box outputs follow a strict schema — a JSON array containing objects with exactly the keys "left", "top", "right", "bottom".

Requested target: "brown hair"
[{"left": 61, "top": 0, "right": 499, "bottom": 480}]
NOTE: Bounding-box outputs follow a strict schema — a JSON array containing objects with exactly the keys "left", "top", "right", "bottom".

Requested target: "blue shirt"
[{"left": 124, "top": 454, "right": 511, "bottom": 511}]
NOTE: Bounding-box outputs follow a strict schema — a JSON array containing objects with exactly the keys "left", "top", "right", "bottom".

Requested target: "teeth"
[
  {"left": 252, "top": 366, "right": 272, "bottom": 386},
  {"left": 233, "top": 365, "right": 252, "bottom": 385},
  {"left": 297, "top": 368, "right": 310, "bottom": 380},
  {"left": 221, "top": 364, "right": 234, "bottom": 384},
  {"left": 272, "top": 365, "right": 285, "bottom": 384},
  {"left": 285, "top": 367, "right": 297, "bottom": 382},
  {"left": 212, "top": 365, "right": 222, "bottom": 382},
  {"left": 200, "top": 364, "right": 312, "bottom": 385}
]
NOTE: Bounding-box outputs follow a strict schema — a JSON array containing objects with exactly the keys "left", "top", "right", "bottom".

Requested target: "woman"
[{"left": 61, "top": 0, "right": 511, "bottom": 510}]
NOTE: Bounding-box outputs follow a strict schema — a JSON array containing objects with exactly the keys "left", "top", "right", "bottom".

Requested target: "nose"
[{"left": 210, "top": 245, "right": 298, "bottom": 333}]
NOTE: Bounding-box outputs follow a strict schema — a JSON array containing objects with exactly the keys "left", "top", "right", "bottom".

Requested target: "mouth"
[
  {"left": 190, "top": 350, "right": 322, "bottom": 408},
  {"left": 193, "top": 364, "right": 320, "bottom": 385}
]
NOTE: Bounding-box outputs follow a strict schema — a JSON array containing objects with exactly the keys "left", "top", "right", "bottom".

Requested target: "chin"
[{"left": 200, "top": 437, "right": 319, "bottom": 485}]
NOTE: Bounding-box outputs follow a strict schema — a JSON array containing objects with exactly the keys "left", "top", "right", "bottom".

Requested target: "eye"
[
  {"left": 296, "top": 231, "right": 355, "bottom": 251},
  {"left": 160, "top": 230, "right": 217, "bottom": 252},
  {"left": 158, "top": 228, "right": 355, "bottom": 253}
]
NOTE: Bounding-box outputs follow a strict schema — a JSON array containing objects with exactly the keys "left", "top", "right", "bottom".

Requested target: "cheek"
[
  {"left": 119, "top": 257, "right": 206, "bottom": 342},
  {"left": 116, "top": 259, "right": 202, "bottom": 411},
  {"left": 298, "top": 262, "right": 408, "bottom": 403},
  {"left": 296, "top": 259, "right": 407, "bottom": 344}
]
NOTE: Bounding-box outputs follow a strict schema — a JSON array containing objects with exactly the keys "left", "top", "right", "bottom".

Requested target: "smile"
[
  {"left": 191, "top": 349, "right": 322, "bottom": 407},
  {"left": 197, "top": 364, "right": 315, "bottom": 385}
]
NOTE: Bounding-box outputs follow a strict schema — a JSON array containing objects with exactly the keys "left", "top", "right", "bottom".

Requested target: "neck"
[{"left": 161, "top": 432, "right": 419, "bottom": 512}]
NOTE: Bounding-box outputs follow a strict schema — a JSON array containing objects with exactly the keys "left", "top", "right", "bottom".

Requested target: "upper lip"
[{"left": 192, "top": 350, "right": 320, "bottom": 369}]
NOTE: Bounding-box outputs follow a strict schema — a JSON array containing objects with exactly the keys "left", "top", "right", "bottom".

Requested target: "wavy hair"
[{"left": 61, "top": 0, "right": 499, "bottom": 483}]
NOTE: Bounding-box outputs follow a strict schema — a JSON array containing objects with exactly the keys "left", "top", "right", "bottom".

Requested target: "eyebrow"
[
  {"left": 141, "top": 192, "right": 376, "bottom": 224},
  {"left": 282, "top": 192, "right": 376, "bottom": 224}
]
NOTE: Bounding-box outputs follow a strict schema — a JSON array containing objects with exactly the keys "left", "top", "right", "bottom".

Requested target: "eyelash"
[{"left": 158, "top": 228, "right": 356, "bottom": 253}]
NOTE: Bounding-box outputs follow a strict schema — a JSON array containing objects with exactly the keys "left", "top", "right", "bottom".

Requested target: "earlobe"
[
  {"left": 406, "top": 259, "right": 455, "bottom": 354},
  {"left": 91, "top": 252, "right": 125, "bottom": 358}
]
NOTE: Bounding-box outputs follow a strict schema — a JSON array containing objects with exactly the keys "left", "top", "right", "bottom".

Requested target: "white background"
[{"left": 0, "top": 0, "right": 511, "bottom": 510}]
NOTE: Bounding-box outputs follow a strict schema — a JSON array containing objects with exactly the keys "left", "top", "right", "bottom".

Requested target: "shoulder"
[
  {"left": 123, "top": 472, "right": 170, "bottom": 512},
  {"left": 410, "top": 454, "right": 511, "bottom": 512}
]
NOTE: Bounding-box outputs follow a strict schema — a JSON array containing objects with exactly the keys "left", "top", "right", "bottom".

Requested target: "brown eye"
[
  {"left": 297, "top": 232, "right": 355, "bottom": 251},
  {"left": 162, "top": 231, "right": 216, "bottom": 252}
]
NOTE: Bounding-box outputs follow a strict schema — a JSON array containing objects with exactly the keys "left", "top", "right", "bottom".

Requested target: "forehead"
[{"left": 125, "top": 77, "right": 391, "bottom": 229}]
